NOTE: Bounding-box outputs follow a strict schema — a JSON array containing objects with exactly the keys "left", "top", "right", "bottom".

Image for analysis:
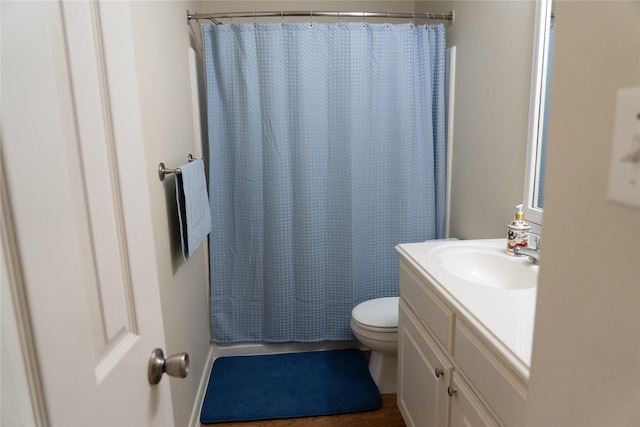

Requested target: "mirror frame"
[{"left": 523, "top": 0, "right": 554, "bottom": 229}]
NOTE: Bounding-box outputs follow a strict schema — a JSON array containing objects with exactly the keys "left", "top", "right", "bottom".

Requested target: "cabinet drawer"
[
  {"left": 454, "top": 319, "right": 527, "bottom": 427},
  {"left": 399, "top": 260, "right": 454, "bottom": 351}
]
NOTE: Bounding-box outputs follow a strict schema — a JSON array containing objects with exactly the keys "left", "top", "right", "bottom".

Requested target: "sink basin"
[{"left": 424, "top": 241, "right": 538, "bottom": 290}]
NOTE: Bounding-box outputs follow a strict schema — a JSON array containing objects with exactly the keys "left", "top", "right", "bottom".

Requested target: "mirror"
[{"left": 524, "top": 0, "right": 554, "bottom": 227}]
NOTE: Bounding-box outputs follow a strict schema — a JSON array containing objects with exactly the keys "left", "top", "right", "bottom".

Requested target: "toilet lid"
[{"left": 352, "top": 297, "right": 399, "bottom": 328}]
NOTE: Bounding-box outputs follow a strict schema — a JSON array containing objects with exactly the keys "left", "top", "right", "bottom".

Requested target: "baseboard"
[
  {"left": 188, "top": 340, "right": 363, "bottom": 427},
  {"left": 188, "top": 344, "right": 216, "bottom": 427}
]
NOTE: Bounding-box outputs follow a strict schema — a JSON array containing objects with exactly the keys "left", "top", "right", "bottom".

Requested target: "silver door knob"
[
  {"left": 148, "top": 348, "right": 190, "bottom": 385},
  {"left": 447, "top": 386, "right": 458, "bottom": 396},
  {"left": 435, "top": 367, "right": 444, "bottom": 378}
]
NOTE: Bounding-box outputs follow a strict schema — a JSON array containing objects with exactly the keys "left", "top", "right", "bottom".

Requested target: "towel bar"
[{"left": 158, "top": 154, "right": 200, "bottom": 181}]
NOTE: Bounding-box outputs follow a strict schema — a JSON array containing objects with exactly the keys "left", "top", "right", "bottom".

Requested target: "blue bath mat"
[{"left": 200, "top": 349, "right": 381, "bottom": 424}]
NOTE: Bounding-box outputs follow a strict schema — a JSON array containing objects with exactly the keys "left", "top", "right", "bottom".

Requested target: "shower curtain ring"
[
  {"left": 253, "top": 10, "right": 256, "bottom": 27},
  {"left": 229, "top": 11, "right": 233, "bottom": 25},
  {"left": 362, "top": 11, "right": 366, "bottom": 28},
  {"left": 337, "top": 10, "right": 341, "bottom": 28},
  {"left": 309, "top": 10, "right": 313, "bottom": 27},
  {"left": 281, "top": 10, "right": 284, "bottom": 28},
  {"left": 385, "top": 11, "right": 389, "bottom": 29}
]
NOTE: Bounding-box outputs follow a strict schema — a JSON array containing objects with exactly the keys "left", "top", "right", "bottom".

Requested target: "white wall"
[
  {"left": 526, "top": 2, "right": 640, "bottom": 425},
  {"left": 201, "top": 1, "right": 419, "bottom": 24},
  {"left": 127, "top": 2, "right": 210, "bottom": 425},
  {"left": 418, "top": 0, "right": 536, "bottom": 239}
]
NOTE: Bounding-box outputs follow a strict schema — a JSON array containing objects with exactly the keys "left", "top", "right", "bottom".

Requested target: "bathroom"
[{"left": 2, "top": 0, "right": 638, "bottom": 426}]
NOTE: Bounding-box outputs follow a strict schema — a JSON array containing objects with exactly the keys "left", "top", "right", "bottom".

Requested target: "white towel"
[{"left": 176, "top": 159, "right": 211, "bottom": 261}]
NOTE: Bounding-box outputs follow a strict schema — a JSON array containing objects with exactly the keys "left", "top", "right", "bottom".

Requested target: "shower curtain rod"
[{"left": 187, "top": 10, "right": 455, "bottom": 25}]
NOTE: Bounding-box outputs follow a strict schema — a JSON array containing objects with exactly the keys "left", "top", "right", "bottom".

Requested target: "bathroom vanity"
[{"left": 396, "top": 239, "right": 537, "bottom": 427}]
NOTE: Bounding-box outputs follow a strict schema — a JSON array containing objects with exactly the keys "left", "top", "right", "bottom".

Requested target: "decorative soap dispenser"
[{"left": 507, "top": 204, "right": 531, "bottom": 255}]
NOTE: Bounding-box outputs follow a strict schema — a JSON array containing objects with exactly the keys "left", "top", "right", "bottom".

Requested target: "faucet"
[{"left": 513, "top": 233, "right": 541, "bottom": 263}]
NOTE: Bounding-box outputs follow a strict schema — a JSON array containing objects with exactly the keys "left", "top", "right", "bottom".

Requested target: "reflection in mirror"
[
  {"left": 524, "top": 0, "right": 554, "bottom": 226},
  {"left": 535, "top": 7, "right": 555, "bottom": 209}
]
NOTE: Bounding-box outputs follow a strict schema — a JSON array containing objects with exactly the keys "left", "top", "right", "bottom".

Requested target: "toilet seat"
[
  {"left": 351, "top": 297, "right": 399, "bottom": 330},
  {"left": 351, "top": 319, "right": 398, "bottom": 344}
]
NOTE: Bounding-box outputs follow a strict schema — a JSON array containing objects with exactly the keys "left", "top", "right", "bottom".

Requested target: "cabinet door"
[
  {"left": 398, "top": 302, "right": 452, "bottom": 427},
  {"left": 449, "top": 373, "right": 500, "bottom": 427}
]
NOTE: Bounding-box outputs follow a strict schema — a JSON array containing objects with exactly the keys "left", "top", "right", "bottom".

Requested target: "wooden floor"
[{"left": 202, "top": 393, "right": 406, "bottom": 427}]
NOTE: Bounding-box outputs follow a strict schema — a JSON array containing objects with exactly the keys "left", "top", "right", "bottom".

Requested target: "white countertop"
[{"left": 396, "top": 238, "right": 537, "bottom": 379}]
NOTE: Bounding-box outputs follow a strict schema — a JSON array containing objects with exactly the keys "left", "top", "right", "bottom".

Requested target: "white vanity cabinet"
[{"left": 397, "top": 255, "right": 529, "bottom": 427}]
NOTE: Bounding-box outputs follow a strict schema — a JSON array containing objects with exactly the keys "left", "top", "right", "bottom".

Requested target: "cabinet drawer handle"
[
  {"left": 435, "top": 368, "right": 444, "bottom": 378},
  {"left": 447, "top": 386, "right": 457, "bottom": 396}
]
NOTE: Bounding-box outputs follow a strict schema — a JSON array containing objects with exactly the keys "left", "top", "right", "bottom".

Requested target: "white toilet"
[{"left": 351, "top": 296, "right": 400, "bottom": 394}]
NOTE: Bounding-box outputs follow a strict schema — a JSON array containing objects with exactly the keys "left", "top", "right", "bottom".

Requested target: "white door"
[{"left": 2, "top": 1, "right": 174, "bottom": 425}]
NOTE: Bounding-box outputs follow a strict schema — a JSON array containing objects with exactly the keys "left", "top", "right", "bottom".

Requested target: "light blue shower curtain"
[{"left": 204, "top": 21, "right": 446, "bottom": 343}]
